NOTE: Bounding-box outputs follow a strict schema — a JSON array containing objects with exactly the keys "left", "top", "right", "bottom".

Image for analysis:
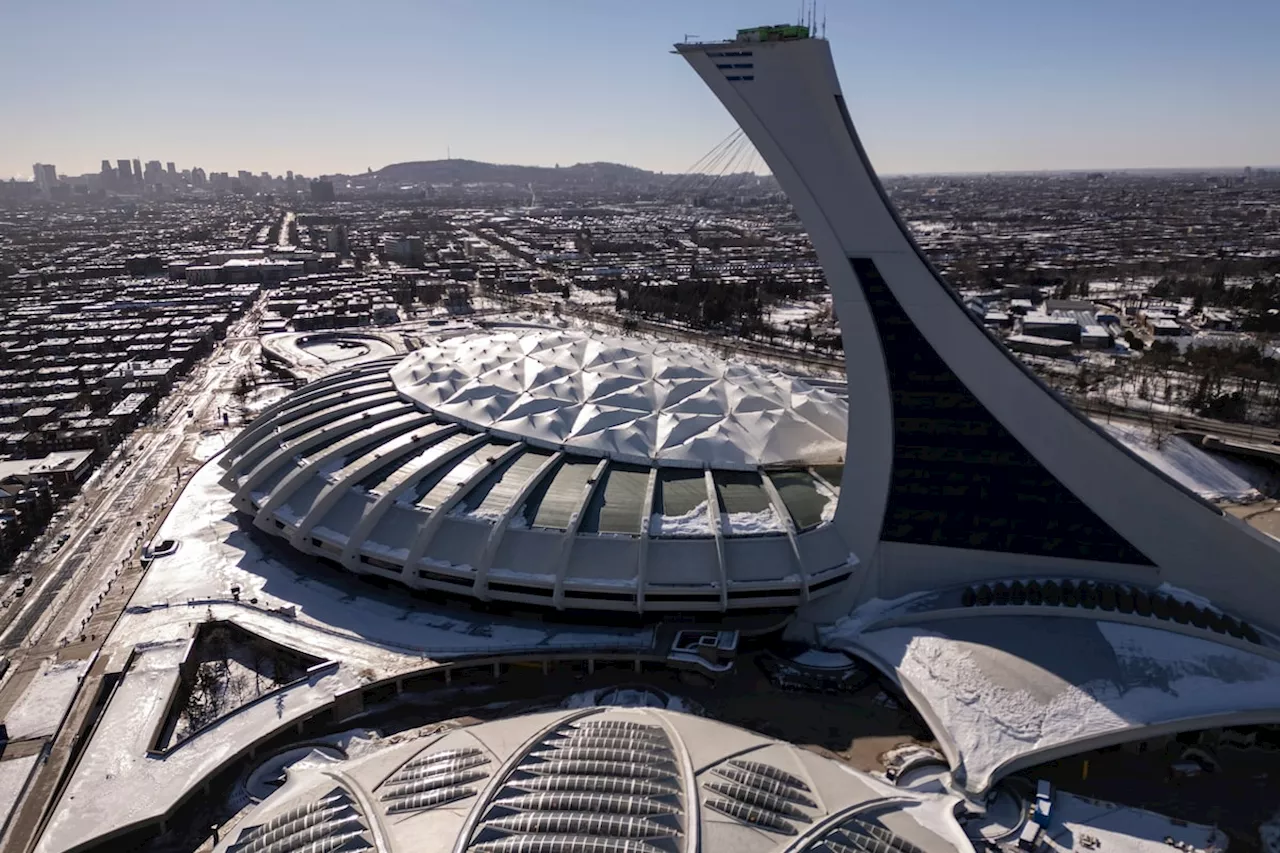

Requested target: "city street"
[{"left": 0, "top": 296, "right": 267, "bottom": 851}]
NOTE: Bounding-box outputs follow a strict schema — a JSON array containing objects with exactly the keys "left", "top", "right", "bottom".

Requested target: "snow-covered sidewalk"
[{"left": 2, "top": 659, "right": 89, "bottom": 741}]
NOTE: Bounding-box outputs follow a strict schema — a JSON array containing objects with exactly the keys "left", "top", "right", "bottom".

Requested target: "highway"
[{"left": 0, "top": 296, "right": 268, "bottom": 852}]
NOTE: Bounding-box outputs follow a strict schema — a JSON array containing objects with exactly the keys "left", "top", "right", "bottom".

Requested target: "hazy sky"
[{"left": 3, "top": 0, "right": 1277, "bottom": 179}]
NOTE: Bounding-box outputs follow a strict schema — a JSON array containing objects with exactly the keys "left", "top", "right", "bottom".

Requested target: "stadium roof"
[
  {"left": 217, "top": 333, "right": 855, "bottom": 613},
  {"left": 390, "top": 330, "right": 848, "bottom": 471},
  {"left": 212, "top": 707, "right": 970, "bottom": 853}
]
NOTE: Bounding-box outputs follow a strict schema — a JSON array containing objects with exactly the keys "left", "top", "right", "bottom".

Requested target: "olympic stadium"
[
  {"left": 218, "top": 329, "right": 854, "bottom": 614},
  {"left": 27, "top": 23, "right": 1280, "bottom": 853}
]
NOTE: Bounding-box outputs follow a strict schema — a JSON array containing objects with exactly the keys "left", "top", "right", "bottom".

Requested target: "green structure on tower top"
[{"left": 736, "top": 24, "right": 810, "bottom": 42}]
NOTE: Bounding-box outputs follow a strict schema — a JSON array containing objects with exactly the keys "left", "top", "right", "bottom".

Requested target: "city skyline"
[
  {"left": 2, "top": 0, "right": 1278, "bottom": 180},
  {"left": 20, "top": 152, "right": 1280, "bottom": 188}
]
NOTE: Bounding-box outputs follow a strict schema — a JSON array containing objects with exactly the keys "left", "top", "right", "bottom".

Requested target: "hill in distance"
[{"left": 367, "top": 159, "right": 662, "bottom": 185}]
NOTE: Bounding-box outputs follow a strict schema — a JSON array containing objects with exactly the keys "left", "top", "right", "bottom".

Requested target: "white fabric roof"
[{"left": 390, "top": 330, "right": 847, "bottom": 470}]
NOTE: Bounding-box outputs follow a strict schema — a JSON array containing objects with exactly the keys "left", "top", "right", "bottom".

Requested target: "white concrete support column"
[
  {"left": 292, "top": 420, "right": 445, "bottom": 545},
  {"left": 337, "top": 427, "right": 474, "bottom": 567},
  {"left": 635, "top": 468, "right": 659, "bottom": 613},
  {"left": 225, "top": 390, "right": 401, "bottom": 490},
  {"left": 759, "top": 469, "right": 812, "bottom": 602},
  {"left": 704, "top": 469, "right": 728, "bottom": 611},
  {"left": 402, "top": 444, "right": 524, "bottom": 579},
  {"left": 253, "top": 406, "right": 414, "bottom": 532},
  {"left": 472, "top": 452, "right": 565, "bottom": 600},
  {"left": 551, "top": 459, "right": 609, "bottom": 610}
]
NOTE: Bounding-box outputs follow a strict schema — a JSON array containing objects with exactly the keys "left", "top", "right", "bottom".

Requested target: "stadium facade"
[{"left": 219, "top": 330, "right": 855, "bottom": 613}]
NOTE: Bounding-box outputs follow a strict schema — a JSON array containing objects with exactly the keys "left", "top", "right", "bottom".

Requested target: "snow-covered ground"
[
  {"left": 768, "top": 297, "right": 830, "bottom": 330},
  {"left": 3, "top": 658, "right": 89, "bottom": 740},
  {"left": 261, "top": 332, "right": 401, "bottom": 379},
  {"left": 1043, "top": 791, "right": 1224, "bottom": 853},
  {"left": 0, "top": 755, "right": 39, "bottom": 832},
  {"left": 193, "top": 430, "right": 232, "bottom": 463},
  {"left": 193, "top": 383, "right": 294, "bottom": 463},
  {"left": 244, "top": 384, "right": 292, "bottom": 415},
  {"left": 1097, "top": 420, "right": 1270, "bottom": 500},
  {"left": 568, "top": 288, "right": 615, "bottom": 306},
  {"left": 298, "top": 340, "right": 382, "bottom": 364}
]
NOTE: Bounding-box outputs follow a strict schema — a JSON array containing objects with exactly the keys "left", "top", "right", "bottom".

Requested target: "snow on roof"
[
  {"left": 844, "top": 614, "right": 1280, "bottom": 793},
  {"left": 1024, "top": 313, "right": 1079, "bottom": 326},
  {"left": 0, "top": 449, "right": 94, "bottom": 480},
  {"left": 390, "top": 330, "right": 847, "bottom": 470}
]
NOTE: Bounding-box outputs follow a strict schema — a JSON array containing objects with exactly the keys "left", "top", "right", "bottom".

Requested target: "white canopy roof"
[{"left": 390, "top": 330, "right": 847, "bottom": 470}]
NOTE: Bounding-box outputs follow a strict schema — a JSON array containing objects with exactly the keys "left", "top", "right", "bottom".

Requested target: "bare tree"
[{"left": 1149, "top": 411, "right": 1174, "bottom": 451}]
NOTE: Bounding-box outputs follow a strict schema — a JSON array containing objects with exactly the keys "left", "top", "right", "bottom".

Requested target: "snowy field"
[
  {"left": 193, "top": 430, "right": 232, "bottom": 462},
  {"left": 568, "top": 288, "right": 615, "bottom": 306},
  {"left": 244, "top": 384, "right": 291, "bottom": 415},
  {"left": 767, "top": 298, "right": 829, "bottom": 330},
  {"left": 298, "top": 340, "right": 376, "bottom": 363},
  {"left": 262, "top": 332, "right": 401, "bottom": 379},
  {"left": 1097, "top": 420, "right": 1271, "bottom": 500},
  {"left": 3, "top": 658, "right": 89, "bottom": 741}
]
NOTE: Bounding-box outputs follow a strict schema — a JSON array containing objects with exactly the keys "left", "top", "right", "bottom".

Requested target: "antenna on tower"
[{"left": 822, "top": 3, "right": 827, "bottom": 37}]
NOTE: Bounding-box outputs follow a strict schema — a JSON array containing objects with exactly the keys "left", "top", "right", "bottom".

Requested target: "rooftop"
[
  {"left": 211, "top": 706, "right": 967, "bottom": 853},
  {"left": 390, "top": 330, "right": 847, "bottom": 471}
]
